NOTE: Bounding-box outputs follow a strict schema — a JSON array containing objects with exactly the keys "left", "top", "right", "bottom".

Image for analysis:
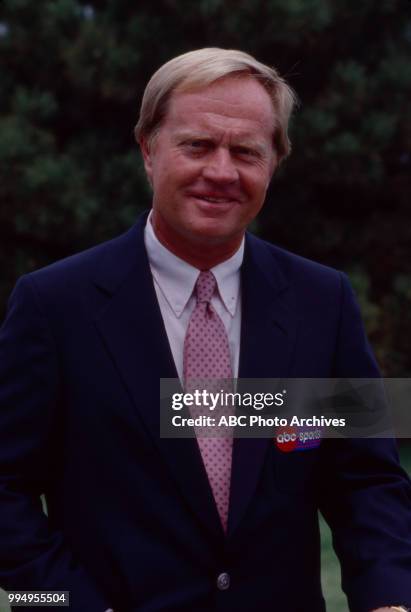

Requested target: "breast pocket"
[{"left": 272, "top": 444, "right": 321, "bottom": 495}]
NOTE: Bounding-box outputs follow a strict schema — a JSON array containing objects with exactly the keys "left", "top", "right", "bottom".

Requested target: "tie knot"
[{"left": 195, "top": 271, "right": 216, "bottom": 303}]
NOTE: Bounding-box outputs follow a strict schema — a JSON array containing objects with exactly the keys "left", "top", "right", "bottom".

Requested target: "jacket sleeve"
[
  {"left": 0, "top": 275, "right": 111, "bottom": 611},
  {"left": 319, "top": 272, "right": 411, "bottom": 612}
]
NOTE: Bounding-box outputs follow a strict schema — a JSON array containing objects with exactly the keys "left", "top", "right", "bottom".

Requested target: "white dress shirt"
[{"left": 144, "top": 212, "right": 243, "bottom": 382}]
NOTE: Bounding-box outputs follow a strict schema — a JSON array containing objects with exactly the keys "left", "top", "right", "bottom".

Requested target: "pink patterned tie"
[{"left": 183, "top": 271, "right": 233, "bottom": 532}]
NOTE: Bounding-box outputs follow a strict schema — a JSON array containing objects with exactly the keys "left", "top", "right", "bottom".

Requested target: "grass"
[{"left": 1, "top": 445, "right": 410, "bottom": 612}]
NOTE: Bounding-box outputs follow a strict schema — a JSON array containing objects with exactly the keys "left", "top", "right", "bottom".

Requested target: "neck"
[{"left": 151, "top": 212, "right": 243, "bottom": 270}]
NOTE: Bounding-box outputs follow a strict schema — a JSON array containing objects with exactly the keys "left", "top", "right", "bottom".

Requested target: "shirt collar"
[{"left": 144, "top": 211, "right": 244, "bottom": 318}]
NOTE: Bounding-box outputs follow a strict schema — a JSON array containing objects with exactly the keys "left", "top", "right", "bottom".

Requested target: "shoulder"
[
  {"left": 31, "top": 224, "right": 139, "bottom": 285},
  {"left": 10, "top": 219, "right": 146, "bottom": 316},
  {"left": 245, "top": 232, "right": 347, "bottom": 296}
]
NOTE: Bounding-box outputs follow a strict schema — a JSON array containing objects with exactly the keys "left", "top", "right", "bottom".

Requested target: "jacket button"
[{"left": 216, "top": 572, "right": 230, "bottom": 590}]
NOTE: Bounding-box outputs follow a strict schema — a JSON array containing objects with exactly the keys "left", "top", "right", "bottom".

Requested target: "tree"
[{"left": 1, "top": 0, "right": 410, "bottom": 373}]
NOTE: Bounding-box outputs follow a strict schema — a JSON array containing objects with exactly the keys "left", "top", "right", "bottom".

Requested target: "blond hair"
[{"left": 134, "top": 48, "right": 297, "bottom": 163}]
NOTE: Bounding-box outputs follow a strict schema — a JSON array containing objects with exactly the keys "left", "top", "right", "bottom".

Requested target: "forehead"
[{"left": 164, "top": 76, "right": 275, "bottom": 137}]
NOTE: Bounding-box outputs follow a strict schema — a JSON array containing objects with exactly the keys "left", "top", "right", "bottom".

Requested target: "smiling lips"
[{"left": 189, "top": 193, "right": 240, "bottom": 204}]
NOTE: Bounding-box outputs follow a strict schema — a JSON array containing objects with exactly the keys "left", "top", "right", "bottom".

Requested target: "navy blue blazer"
[{"left": 0, "top": 212, "right": 410, "bottom": 612}]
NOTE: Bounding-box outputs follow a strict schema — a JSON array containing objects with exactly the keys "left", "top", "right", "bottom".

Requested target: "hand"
[{"left": 371, "top": 608, "right": 402, "bottom": 611}]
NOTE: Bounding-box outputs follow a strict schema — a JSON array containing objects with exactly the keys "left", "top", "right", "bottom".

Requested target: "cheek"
[
  {"left": 159, "top": 161, "right": 199, "bottom": 190},
  {"left": 243, "top": 171, "right": 271, "bottom": 198}
]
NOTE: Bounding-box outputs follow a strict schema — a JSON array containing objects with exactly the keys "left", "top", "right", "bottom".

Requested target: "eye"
[
  {"left": 181, "top": 139, "right": 214, "bottom": 156},
  {"left": 188, "top": 140, "right": 210, "bottom": 149},
  {"left": 179, "top": 139, "right": 206, "bottom": 152},
  {"left": 232, "top": 146, "right": 256, "bottom": 158}
]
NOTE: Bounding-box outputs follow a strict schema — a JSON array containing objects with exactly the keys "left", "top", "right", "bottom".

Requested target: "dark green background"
[{"left": 1, "top": 0, "right": 411, "bottom": 373}]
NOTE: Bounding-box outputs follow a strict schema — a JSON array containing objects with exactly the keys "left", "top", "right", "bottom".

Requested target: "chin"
[
  {"left": 188, "top": 226, "right": 241, "bottom": 247},
  {"left": 190, "top": 214, "right": 238, "bottom": 232}
]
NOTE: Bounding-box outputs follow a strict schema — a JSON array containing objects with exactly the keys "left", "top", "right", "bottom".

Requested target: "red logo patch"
[{"left": 275, "top": 426, "right": 298, "bottom": 453}]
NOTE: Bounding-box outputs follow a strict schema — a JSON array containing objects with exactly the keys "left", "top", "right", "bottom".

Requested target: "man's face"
[{"left": 140, "top": 75, "right": 277, "bottom": 255}]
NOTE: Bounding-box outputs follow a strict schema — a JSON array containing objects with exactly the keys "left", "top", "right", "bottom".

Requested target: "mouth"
[
  {"left": 188, "top": 194, "right": 240, "bottom": 210},
  {"left": 195, "top": 196, "right": 235, "bottom": 203}
]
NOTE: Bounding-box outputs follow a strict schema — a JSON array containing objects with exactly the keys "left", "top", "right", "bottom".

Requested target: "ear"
[{"left": 138, "top": 134, "right": 154, "bottom": 183}]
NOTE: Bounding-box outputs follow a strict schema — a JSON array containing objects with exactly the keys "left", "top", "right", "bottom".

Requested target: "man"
[{"left": 0, "top": 48, "right": 410, "bottom": 612}]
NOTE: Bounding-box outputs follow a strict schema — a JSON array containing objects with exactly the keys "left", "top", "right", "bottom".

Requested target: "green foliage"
[
  {"left": 347, "top": 267, "right": 381, "bottom": 335},
  {"left": 1, "top": 0, "right": 410, "bottom": 372}
]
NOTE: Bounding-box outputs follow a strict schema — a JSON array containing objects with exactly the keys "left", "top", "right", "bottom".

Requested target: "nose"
[{"left": 202, "top": 148, "right": 239, "bottom": 184}]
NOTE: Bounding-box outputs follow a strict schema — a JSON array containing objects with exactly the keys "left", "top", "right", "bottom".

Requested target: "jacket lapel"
[
  {"left": 228, "top": 233, "right": 297, "bottom": 536},
  {"left": 93, "top": 214, "right": 223, "bottom": 539}
]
